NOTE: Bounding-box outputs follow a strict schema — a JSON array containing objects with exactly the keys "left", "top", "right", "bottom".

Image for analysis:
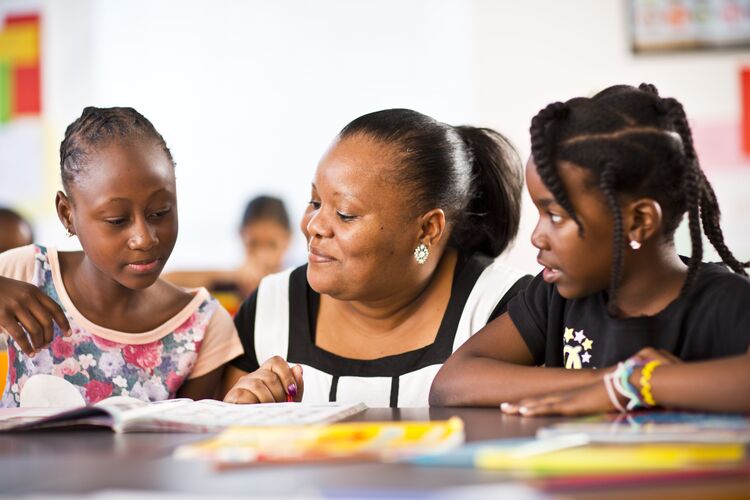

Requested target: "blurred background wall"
[{"left": 1, "top": 0, "right": 749, "bottom": 275}]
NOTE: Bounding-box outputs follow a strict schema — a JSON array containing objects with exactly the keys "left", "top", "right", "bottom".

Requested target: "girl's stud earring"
[
  {"left": 414, "top": 243, "right": 429, "bottom": 265},
  {"left": 629, "top": 240, "right": 641, "bottom": 250},
  {"left": 65, "top": 228, "right": 74, "bottom": 238}
]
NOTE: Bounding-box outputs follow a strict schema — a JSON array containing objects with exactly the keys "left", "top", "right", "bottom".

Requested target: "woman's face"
[{"left": 301, "top": 134, "right": 424, "bottom": 301}]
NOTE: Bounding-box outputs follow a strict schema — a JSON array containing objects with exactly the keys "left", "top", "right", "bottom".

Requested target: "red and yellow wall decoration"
[{"left": 0, "top": 13, "right": 41, "bottom": 124}]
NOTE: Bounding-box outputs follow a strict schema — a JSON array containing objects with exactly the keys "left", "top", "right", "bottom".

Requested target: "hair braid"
[
  {"left": 664, "top": 99, "right": 702, "bottom": 289},
  {"left": 681, "top": 164, "right": 704, "bottom": 291},
  {"left": 666, "top": 99, "right": 749, "bottom": 283},
  {"left": 599, "top": 164, "right": 625, "bottom": 315},
  {"left": 60, "top": 107, "right": 175, "bottom": 190},
  {"left": 530, "top": 102, "right": 583, "bottom": 234},
  {"left": 697, "top": 169, "right": 750, "bottom": 275}
]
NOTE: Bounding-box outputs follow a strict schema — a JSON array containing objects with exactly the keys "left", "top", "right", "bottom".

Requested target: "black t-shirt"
[{"left": 508, "top": 262, "right": 750, "bottom": 368}]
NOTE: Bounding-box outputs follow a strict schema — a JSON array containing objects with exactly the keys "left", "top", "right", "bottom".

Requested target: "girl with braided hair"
[
  {"left": 431, "top": 84, "right": 750, "bottom": 415},
  {"left": 0, "top": 107, "right": 242, "bottom": 406}
]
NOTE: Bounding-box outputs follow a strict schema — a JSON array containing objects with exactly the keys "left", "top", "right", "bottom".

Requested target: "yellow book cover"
[
  {"left": 174, "top": 417, "right": 465, "bottom": 464},
  {"left": 476, "top": 443, "right": 746, "bottom": 474}
]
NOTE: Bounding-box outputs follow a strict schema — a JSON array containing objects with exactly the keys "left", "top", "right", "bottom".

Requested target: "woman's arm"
[{"left": 429, "top": 313, "right": 603, "bottom": 407}]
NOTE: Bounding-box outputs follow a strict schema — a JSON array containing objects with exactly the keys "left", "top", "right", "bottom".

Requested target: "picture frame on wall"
[{"left": 630, "top": 0, "right": 750, "bottom": 53}]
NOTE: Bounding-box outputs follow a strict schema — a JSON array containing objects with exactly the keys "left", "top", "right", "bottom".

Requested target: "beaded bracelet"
[{"left": 639, "top": 360, "right": 663, "bottom": 407}]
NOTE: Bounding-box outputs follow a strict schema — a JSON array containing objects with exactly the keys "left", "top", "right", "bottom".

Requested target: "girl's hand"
[
  {"left": 500, "top": 381, "right": 613, "bottom": 417},
  {"left": 632, "top": 346, "right": 682, "bottom": 365},
  {"left": 223, "top": 356, "right": 304, "bottom": 404},
  {"left": 0, "top": 276, "right": 71, "bottom": 356},
  {"left": 500, "top": 348, "right": 683, "bottom": 417}
]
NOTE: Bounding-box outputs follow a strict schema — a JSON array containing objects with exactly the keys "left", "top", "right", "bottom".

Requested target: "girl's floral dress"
[{"left": 1, "top": 245, "right": 241, "bottom": 407}]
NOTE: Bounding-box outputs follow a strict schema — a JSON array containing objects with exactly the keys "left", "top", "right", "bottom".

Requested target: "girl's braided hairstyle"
[
  {"left": 60, "top": 106, "right": 174, "bottom": 191},
  {"left": 530, "top": 84, "right": 748, "bottom": 315}
]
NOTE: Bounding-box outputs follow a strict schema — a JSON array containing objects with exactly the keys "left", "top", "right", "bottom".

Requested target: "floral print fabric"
[{"left": 1, "top": 245, "right": 216, "bottom": 406}]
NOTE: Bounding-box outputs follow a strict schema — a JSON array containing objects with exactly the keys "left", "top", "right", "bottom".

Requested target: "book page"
[{"left": 123, "top": 401, "right": 367, "bottom": 433}]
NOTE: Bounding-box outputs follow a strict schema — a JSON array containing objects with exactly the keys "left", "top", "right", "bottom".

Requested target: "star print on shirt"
[
  {"left": 574, "top": 330, "right": 586, "bottom": 343},
  {"left": 562, "top": 326, "right": 594, "bottom": 369},
  {"left": 563, "top": 327, "right": 574, "bottom": 343}
]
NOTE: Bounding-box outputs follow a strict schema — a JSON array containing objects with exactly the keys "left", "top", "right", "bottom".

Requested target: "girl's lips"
[
  {"left": 542, "top": 266, "right": 561, "bottom": 283},
  {"left": 127, "top": 259, "right": 160, "bottom": 273}
]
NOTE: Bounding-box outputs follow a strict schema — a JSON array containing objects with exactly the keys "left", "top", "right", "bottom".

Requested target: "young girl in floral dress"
[{"left": 0, "top": 107, "right": 243, "bottom": 405}]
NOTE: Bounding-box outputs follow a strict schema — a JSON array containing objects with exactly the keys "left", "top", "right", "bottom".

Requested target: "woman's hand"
[
  {"left": 223, "top": 356, "right": 304, "bottom": 404},
  {"left": 0, "top": 276, "right": 71, "bottom": 356},
  {"left": 500, "top": 346, "right": 682, "bottom": 417}
]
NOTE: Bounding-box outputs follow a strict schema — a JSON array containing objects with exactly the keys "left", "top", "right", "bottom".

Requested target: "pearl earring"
[
  {"left": 629, "top": 240, "right": 641, "bottom": 250},
  {"left": 414, "top": 243, "right": 429, "bottom": 264}
]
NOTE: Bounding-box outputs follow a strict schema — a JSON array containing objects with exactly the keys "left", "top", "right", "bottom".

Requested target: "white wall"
[
  {"left": 87, "top": 0, "right": 478, "bottom": 269},
  {"left": 1, "top": 0, "right": 748, "bottom": 275}
]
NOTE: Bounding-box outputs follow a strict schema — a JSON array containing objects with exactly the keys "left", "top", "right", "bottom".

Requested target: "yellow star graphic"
[
  {"left": 582, "top": 338, "right": 593, "bottom": 351},
  {"left": 563, "top": 327, "right": 574, "bottom": 343}
]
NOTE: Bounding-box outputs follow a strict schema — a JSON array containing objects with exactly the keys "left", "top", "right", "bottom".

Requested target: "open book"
[{"left": 0, "top": 397, "right": 367, "bottom": 434}]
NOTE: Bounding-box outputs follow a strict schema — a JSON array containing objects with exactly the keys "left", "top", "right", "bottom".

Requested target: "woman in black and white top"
[{"left": 222, "top": 109, "right": 531, "bottom": 407}]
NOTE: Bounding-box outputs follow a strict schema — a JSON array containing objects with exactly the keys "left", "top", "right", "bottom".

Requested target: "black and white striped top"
[{"left": 231, "top": 253, "right": 530, "bottom": 407}]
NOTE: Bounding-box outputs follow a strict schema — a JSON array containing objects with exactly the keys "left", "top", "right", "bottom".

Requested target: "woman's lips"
[{"left": 308, "top": 246, "right": 335, "bottom": 263}]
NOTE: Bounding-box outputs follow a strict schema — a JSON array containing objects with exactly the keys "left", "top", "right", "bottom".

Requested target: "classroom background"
[{"left": 1, "top": 0, "right": 749, "bottom": 275}]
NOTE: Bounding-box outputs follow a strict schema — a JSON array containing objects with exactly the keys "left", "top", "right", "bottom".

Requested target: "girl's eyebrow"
[{"left": 98, "top": 188, "right": 172, "bottom": 206}]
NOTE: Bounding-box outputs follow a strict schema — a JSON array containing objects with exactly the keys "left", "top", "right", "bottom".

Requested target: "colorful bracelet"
[
  {"left": 603, "top": 372, "right": 626, "bottom": 413},
  {"left": 639, "top": 360, "right": 663, "bottom": 407},
  {"left": 611, "top": 359, "right": 646, "bottom": 411}
]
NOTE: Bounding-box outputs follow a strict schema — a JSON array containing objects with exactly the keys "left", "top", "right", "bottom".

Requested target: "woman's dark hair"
[
  {"left": 60, "top": 106, "right": 174, "bottom": 190},
  {"left": 338, "top": 109, "right": 523, "bottom": 257},
  {"left": 241, "top": 195, "right": 290, "bottom": 230},
  {"left": 529, "top": 83, "right": 748, "bottom": 315}
]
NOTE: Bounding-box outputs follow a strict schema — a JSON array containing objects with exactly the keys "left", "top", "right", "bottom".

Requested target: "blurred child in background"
[
  {"left": 0, "top": 207, "right": 33, "bottom": 254},
  {"left": 165, "top": 195, "right": 292, "bottom": 314}
]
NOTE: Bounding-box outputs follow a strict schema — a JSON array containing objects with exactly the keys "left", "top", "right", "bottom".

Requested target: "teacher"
[{"left": 223, "top": 109, "right": 530, "bottom": 407}]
